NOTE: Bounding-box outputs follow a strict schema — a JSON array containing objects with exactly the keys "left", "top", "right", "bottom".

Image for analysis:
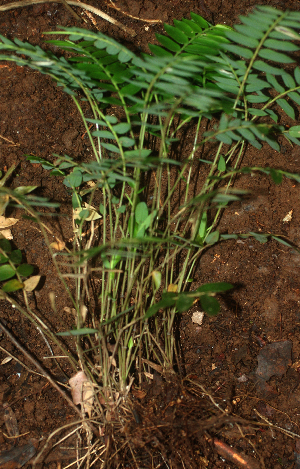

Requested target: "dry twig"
[
  {"left": 107, "top": 0, "right": 162, "bottom": 24},
  {"left": 0, "top": 319, "right": 99, "bottom": 440},
  {"left": 0, "top": 0, "right": 137, "bottom": 36}
]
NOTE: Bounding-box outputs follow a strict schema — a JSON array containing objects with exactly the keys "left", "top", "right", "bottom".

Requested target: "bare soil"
[{"left": 1, "top": 0, "right": 300, "bottom": 468}]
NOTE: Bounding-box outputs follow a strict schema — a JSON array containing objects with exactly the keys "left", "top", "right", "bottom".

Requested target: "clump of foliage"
[{"left": 0, "top": 5, "right": 300, "bottom": 402}]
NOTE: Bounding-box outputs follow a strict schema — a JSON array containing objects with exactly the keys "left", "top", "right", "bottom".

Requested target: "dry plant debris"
[
  {"left": 0, "top": 215, "right": 18, "bottom": 240},
  {"left": 0, "top": 0, "right": 137, "bottom": 36},
  {"left": 69, "top": 370, "right": 94, "bottom": 417}
]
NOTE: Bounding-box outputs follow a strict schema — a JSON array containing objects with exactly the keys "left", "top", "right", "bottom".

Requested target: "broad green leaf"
[
  {"left": 144, "top": 294, "right": 176, "bottom": 319},
  {"left": 173, "top": 19, "right": 194, "bottom": 36},
  {"left": 9, "top": 250, "right": 22, "bottom": 264},
  {"left": 64, "top": 170, "right": 82, "bottom": 188},
  {"left": 224, "top": 44, "right": 253, "bottom": 59},
  {"left": 225, "top": 30, "right": 259, "bottom": 48},
  {"left": 92, "top": 130, "right": 115, "bottom": 139},
  {"left": 135, "top": 201, "right": 148, "bottom": 224},
  {"left": 249, "top": 232, "right": 269, "bottom": 243},
  {"left": 0, "top": 264, "right": 15, "bottom": 282},
  {"left": 277, "top": 98, "right": 295, "bottom": 119},
  {"left": 266, "top": 73, "right": 285, "bottom": 92},
  {"left": 57, "top": 328, "right": 98, "bottom": 336},
  {"left": 0, "top": 239, "right": 11, "bottom": 253},
  {"left": 245, "top": 79, "right": 268, "bottom": 92},
  {"left": 101, "top": 143, "right": 120, "bottom": 153},
  {"left": 200, "top": 295, "right": 220, "bottom": 316},
  {"left": 0, "top": 253, "right": 8, "bottom": 264},
  {"left": 270, "top": 168, "right": 283, "bottom": 184},
  {"left": 238, "top": 127, "right": 255, "bottom": 141},
  {"left": 124, "top": 149, "right": 152, "bottom": 158},
  {"left": 164, "top": 24, "right": 189, "bottom": 44},
  {"left": 119, "top": 137, "right": 135, "bottom": 147},
  {"left": 182, "top": 18, "right": 202, "bottom": 33},
  {"left": 264, "top": 38, "right": 299, "bottom": 51},
  {"left": 265, "top": 136, "right": 280, "bottom": 152},
  {"left": 17, "top": 264, "right": 34, "bottom": 277},
  {"left": 176, "top": 294, "right": 194, "bottom": 313},
  {"left": 205, "top": 230, "right": 220, "bottom": 245},
  {"left": 118, "top": 49, "right": 133, "bottom": 63},
  {"left": 148, "top": 43, "right": 173, "bottom": 57},
  {"left": 218, "top": 155, "right": 226, "bottom": 171},
  {"left": 288, "top": 125, "right": 300, "bottom": 137},
  {"left": 258, "top": 49, "right": 294, "bottom": 64},
  {"left": 190, "top": 12, "right": 209, "bottom": 29},
  {"left": 248, "top": 109, "right": 267, "bottom": 117},
  {"left": 234, "top": 24, "right": 264, "bottom": 39},
  {"left": 155, "top": 34, "right": 181, "bottom": 52},
  {"left": 120, "top": 83, "right": 142, "bottom": 96},
  {"left": 253, "top": 60, "right": 284, "bottom": 75},
  {"left": 240, "top": 15, "right": 271, "bottom": 30},
  {"left": 152, "top": 271, "right": 162, "bottom": 290},
  {"left": 288, "top": 91, "right": 300, "bottom": 106},
  {"left": 2, "top": 279, "right": 24, "bottom": 292},
  {"left": 295, "top": 67, "right": 300, "bottom": 85},
  {"left": 112, "top": 123, "right": 131, "bottom": 134},
  {"left": 247, "top": 94, "right": 269, "bottom": 103},
  {"left": 218, "top": 113, "right": 228, "bottom": 131},
  {"left": 265, "top": 109, "right": 278, "bottom": 122},
  {"left": 216, "top": 133, "right": 232, "bottom": 145},
  {"left": 282, "top": 68, "right": 297, "bottom": 92}
]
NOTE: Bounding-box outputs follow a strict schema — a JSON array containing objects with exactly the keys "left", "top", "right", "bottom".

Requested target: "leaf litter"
[{"left": 69, "top": 370, "right": 94, "bottom": 417}]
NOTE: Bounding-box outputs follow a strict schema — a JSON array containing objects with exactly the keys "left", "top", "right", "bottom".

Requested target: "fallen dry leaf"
[
  {"left": 23, "top": 275, "right": 41, "bottom": 292},
  {"left": 0, "top": 216, "right": 18, "bottom": 229},
  {"left": 73, "top": 203, "right": 102, "bottom": 223},
  {"left": 0, "top": 439, "right": 38, "bottom": 468},
  {"left": 1, "top": 356, "right": 12, "bottom": 365},
  {"left": 3, "top": 403, "right": 19, "bottom": 438},
  {"left": 69, "top": 371, "right": 94, "bottom": 417},
  {"left": 254, "top": 340, "right": 292, "bottom": 396},
  {"left": 0, "top": 229, "right": 13, "bottom": 240},
  {"left": 283, "top": 209, "right": 293, "bottom": 223},
  {"left": 50, "top": 239, "right": 65, "bottom": 251}
]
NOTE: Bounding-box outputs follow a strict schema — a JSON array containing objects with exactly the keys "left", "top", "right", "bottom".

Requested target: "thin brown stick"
[
  {"left": 0, "top": 319, "right": 99, "bottom": 439},
  {"left": 0, "top": 0, "right": 137, "bottom": 36},
  {"left": 58, "top": 0, "right": 81, "bottom": 21},
  {"left": 107, "top": 0, "right": 162, "bottom": 24}
]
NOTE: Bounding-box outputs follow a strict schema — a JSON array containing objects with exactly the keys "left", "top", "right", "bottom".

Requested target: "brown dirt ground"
[{"left": 1, "top": 0, "right": 300, "bottom": 468}]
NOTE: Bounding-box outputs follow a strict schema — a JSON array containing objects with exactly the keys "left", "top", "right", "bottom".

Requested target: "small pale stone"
[{"left": 192, "top": 311, "right": 205, "bottom": 325}]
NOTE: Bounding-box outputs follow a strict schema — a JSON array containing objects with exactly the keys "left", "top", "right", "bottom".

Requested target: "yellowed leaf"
[
  {"left": 168, "top": 284, "right": 178, "bottom": 293},
  {"left": 0, "top": 216, "right": 18, "bottom": 229},
  {"left": 23, "top": 275, "right": 41, "bottom": 292},
  {"left": 50, "top": 239, "right": 65, "bottom": 251}
]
